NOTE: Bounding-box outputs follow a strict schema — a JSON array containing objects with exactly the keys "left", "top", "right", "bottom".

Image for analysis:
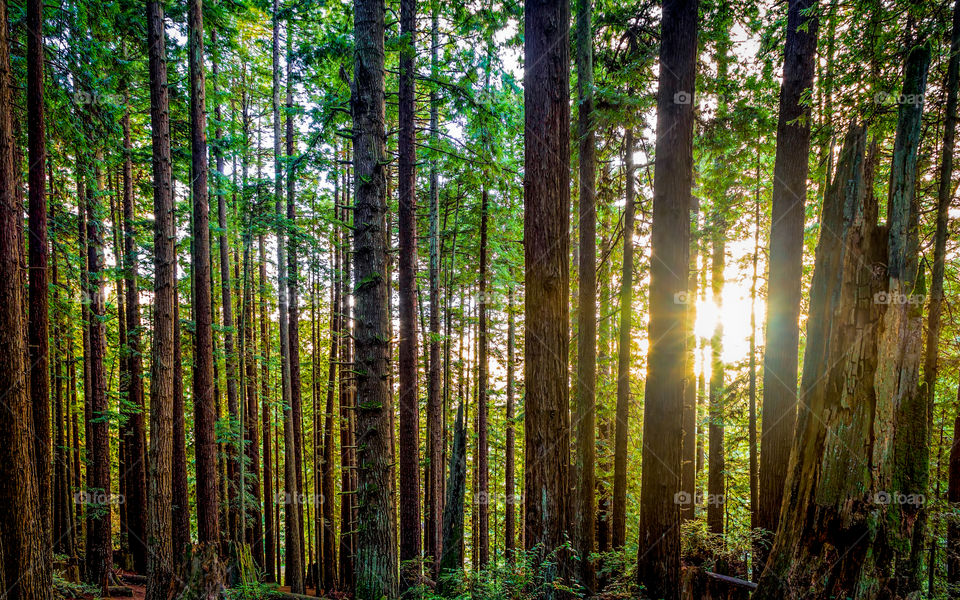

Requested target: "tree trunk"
[
  {"left": 523, "top": 1, "right": 572, "bottom": 590},
  {"left": 439, "top": 402, "right": 467, "bottom": 595},
  {"left": 286, "top": 29, "right": 306, "bottom": 572},
  {"left": 636, "top": 0, "right": 697, "bottom": 596},
  {"left": 26, "top": 0, "right": 52, "bottom": 585},
  {"left": 613, "top": 128, "right": 636, "bottom": 549},
  {"left": 680, "top": 195, "right": 699, "bottom": 523},
  {"left": 574, "top": 0, "right": 596, "bottom": 586},
  {"left": 477, "top": 189, "right": 490, "bottom": 568},
  {"left": 707, "top": 223, "right": 725, "bottom": 536},
  {"left": 173, "top": 300, "right": 190, "bottom": 568},
  {"left": 189, "top": 0, "right": 222, "bottom": 552},
  {"left": 398, "top": 0, "right": 422, "bottom": 585},
  {"left": 426, "top": 1, "right": 444, "bottom": 578},
  {"left": 352, "top": 0, "right": 399, "bottom": 591},
  {"left": 921, "top": 0, "right": 960, "bottom": 591},
  {"left": 757, "top": 0, "right": 819, "bottom": 567},
  {"left": 505, "top": 285, "right": 517, "bottom": 560},
  {"left": 337, "top": 197, "right": 356, "bottom": 590},
  {"left": 120, "top": 99, "right": 147, "bottom": 575},
  {"left": 84, "top": 158, "right": 113, "bottom": 594},
  {"left": 942, "top": 3, "right": 960, "bottom": 593},
  {"left": 259, "top": 235, "right": 277, "bottom": 583},
  {"left": 145, "top": 11, "right": 178, "bottom": 591},
  {"left": 322, "top": 234, "right": 340, "bottom": 592},
  {"left": 0, "top": 2, "right": 48, "bottom": 593}
]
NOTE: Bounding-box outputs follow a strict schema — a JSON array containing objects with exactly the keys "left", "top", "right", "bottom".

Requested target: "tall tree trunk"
[
  {"left": 574, "top": 0, "right": 596, "bottom": 586},
  {"left": 505, "top": 285, "right": 517, "bottom": 559},
  {"left": 597, "top": 217, "right": 612, "bottom": 555},
  {"left": 426, "top": 0, "right": 444, "bottom": 578},
  {"left": 338, "top": 197, "right": 356, "bottom": 591},
  {"left": 322, "top": 234, "right": 340, "bottom": 592},
  {"left": 189, "top": 0, "right": 222, "bottom": 552},
  {"left": 941, "top": 3, "right": 960, "bottom": 593},
  {"left": 398, "top": 0, "right": 422, "bottom": 584},
  {"left": 352, "top": 0, "right": 399, "bottom": 592},
  {"left": 271, "top": 5, "right": 303, "bottom": 591},
  {"left": 707, "top": 222, "right": 725, "bottom": 536},
  {"left": 523, "top": 0, "right": 572, "bottom": 590},
  {"left": 26, "top": 0, "right": 52, "bottom": 584},
  {"left": 680, "top": 196, "right": 699, "bottom": 522},
  {"left": 0, "top": 1, "right": 48, "bottom": 594},
  {"left": 477, "top": 190, "right": 490, "bottom": 568},
  {"left": 259, "top": 235, "right": 277, "bottom": 583},
  {"left": 612, "top": 128, "right": 636, "bottom": 549},
  {"left": 212, "top": 29, "right": 242, "bottom": 548},
  {"left": 144, "top": 6, "right": 177, "bottom": 593},
  {"left": 921, "top": 0, "right": 960, "bottom": 591},
  {"left": 121, "top": 99, "right": 147, "bottom": 576},
  {"left": 172, "top": 300, "right": 190, "bottom": 567},
  {"left": 749, "top": 133, "right": 761, "bottom": 578},
  {"left": 439, "top": 401, "right": 467, "bottom": 595},
  {"left": 84, "top": 160, "right": 112, "bottom": 594},
  {"left": 636, "top": 0, "right": 697, "bottom": 596},
  {"left": 948, "top": 381, "right": 960, "bottom": 588},
  {"left": 285, "top": 28, "right": 306, "bottom": 571},
  {"left": 757, "top": 0, "right": 819, "bottom": 567}
]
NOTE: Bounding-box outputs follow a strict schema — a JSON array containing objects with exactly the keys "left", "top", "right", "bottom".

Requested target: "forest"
[{"left": 1, "top": 0, "right": 959, "bottom": 597}]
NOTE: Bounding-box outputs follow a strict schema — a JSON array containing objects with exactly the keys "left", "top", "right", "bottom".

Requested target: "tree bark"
[
  {"left": 574, "top": 0, "right": 596, "bottom": 586},
  {"left": 523, "top": 2, "right": 572, "bottom": 589},
  {"left": 757, "top": 0, "right": 819, "bottom": 567},
  {"left": 426, "top": 1, "right": 444, "bottom": 578},
  {"left": 352, "top": 0, "right": 399, "bottom": 591},
  {"left": 398, "top": 0, "right": 422, "bottom": 584},
  {"left": 189, "top": 0, "right": 222, "bottom": 551},
  {"left": 505, "top": 285, "right": 517, "bottom": 560},
  {"left": 636, "top": 1, "right": 698, "bottom": 597},
  {"left": 613, "top": 128, "right": 636, "bottom": 549},
  {"left": 439, "top": 402, "right": 467, "bottom": 595},
  {"left": 144, "top": 6, "right": 177, "bottom": 593},
  {"left": 26, "top": 0, "right": 53, "bottom": 585},
  {"left": 707, "top": 222, "right": 725, "bottom": 536},
  {"left": 0, "top": 2, "right": 48, "bottom": 594},
  {"left": 272, "top": 4, "right": 303, "bottom": 590},
  {"left": 478, "top": 189, "right": 490, "bottom": 568},
  {"left": 941, "top": 3, "right": 960, "bottom": 592},
  {"left": 259, "top": 235, "right": 277, "bottom": 583}
]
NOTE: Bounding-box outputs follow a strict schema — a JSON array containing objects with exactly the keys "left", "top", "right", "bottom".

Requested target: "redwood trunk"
[
  {"left": 523, "top": 0, "right": 572, "bottom": 589},
  {"left": 637, "top": 1, "right": 697, "bottom": 597}
]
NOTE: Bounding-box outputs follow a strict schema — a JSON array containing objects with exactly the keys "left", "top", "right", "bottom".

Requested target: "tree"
[
  {"left": 189, "top": 0, "right": 222, "bottom": 553},
  {"left": 27, "top": 0, "right": 52, "bottom": 581},
  {"left": 398, "top": 0, "right": 422, "bottom": 584},
  {"left": 144, "top": 4, "right": 177, "bottom": 598},
  {"left": 636, "top": 1, "right": 698, "bottom": 598},
  {"left": 0, "top": 1, "right": 48, "bottom": 594},
  {"left": 523, "top": 0, "right": 572, "bottom": 590},
  {"left": 574, "top": 0, "right": 597, "bottom": 586},
  {"left": 426, "top": 0, "right": 444, "bottom": 577},
  {"left": 757, "top": 0, "right": 819, "bottom": 565},
  {"left": 273, "top": 2, "right": 303, "bottom": 591},
  {"left": 613, "top": 127, "right": 636, "bottom": 550},
  {"left": 352, "top": 0, "right": 399, "bottom": 593}
]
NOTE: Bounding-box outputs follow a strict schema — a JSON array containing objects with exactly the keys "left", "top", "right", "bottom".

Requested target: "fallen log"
[{"left": 681, "top": 566, "right": 756, "bottom": 600}]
